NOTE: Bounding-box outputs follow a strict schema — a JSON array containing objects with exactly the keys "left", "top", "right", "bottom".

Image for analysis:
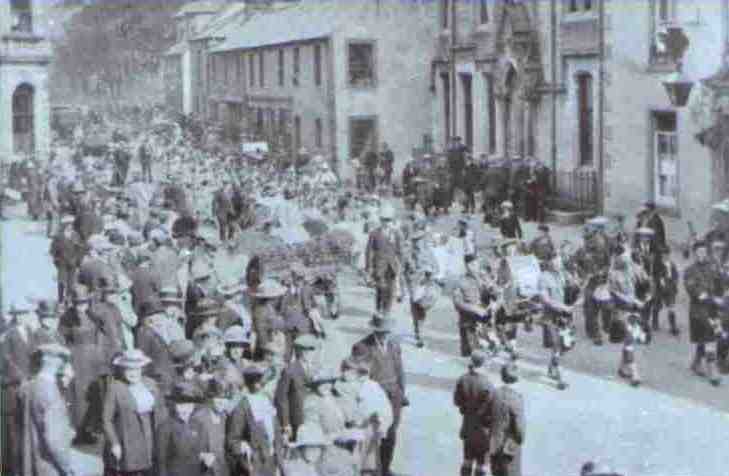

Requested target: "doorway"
[
  {"left": 461, "top": 73, "right": 473, "bottom": 152},
  {"left": 12, "top": 84, "right": 34, "bottom": 157}
]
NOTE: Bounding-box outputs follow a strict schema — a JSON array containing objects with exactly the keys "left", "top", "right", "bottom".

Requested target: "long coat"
[
  {"left": 227, "top": 395, "right": 280, "bottom": 476},
  {"left": 135, "top": 324, "right": 174, "bottom": 392},
  {"left": 103, "top": 378, "right": 166, "bottom": 473},
  {"left": 488, "top": 386, "right": 525, "bottom": 476},
  {"left": 192, "top": 406, "right": 230, "bottom": 476},
  {"left": 274, "top": 360, "right": 312, "bottom": 435},
  {"left": 684, "top": 261, "right": 720, "bottom": 344},
  {"left": 130, "top": 265, "right": 163, "bottom": 317},
  {"left": 1, "top": 327, "right": 35, "bottom": 473},
  {"left": 365, "top": 227, "right": 402, "bottom": 287},
  {"left": 351, "top": 334, "right": 406, "bottom": 426},
  {"left": 453, "top": 370, "right": 495, "bottom": 454},
  {"left": 156, "top": 416, "right": 211, "bottom": 476}
]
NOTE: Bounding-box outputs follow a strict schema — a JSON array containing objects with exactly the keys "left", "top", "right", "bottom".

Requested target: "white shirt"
[
  {"left": 246, "top": 393, "right": 276, "bottom": 453},
  {"left": 128, "top": 382, "right": 155, "bottom": 414}
]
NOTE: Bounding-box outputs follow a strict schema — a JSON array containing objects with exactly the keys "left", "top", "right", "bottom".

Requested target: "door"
[
  {"left": 12, "top": 84, "right": 34, "bottom": 157},
  {"left": 461, "top": 73, "right": 473, "bottom": 152},
  {"left": 653, "top": 111, "right": 678, "bottom": 208}
]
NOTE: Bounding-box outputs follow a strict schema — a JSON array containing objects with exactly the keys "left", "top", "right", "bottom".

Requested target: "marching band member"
[{"left": 453, "top": 256, "right": 492, "bottom": 358}]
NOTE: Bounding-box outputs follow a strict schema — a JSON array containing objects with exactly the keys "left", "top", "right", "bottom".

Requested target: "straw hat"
[
  {"left": 36, "top": 343, "right": 72, "bottom": 360},
  {"left": 635, "top": 227, "right": 655, "bottom": 237},
  {"left": 112, "top": 349, "right": 152, "bottom": 369},
  {"left": 248, "top": 279, "right": 286, "bottom": 299},
  {"left": 223, "top": 325, "right": 250, "bottom": 346}
]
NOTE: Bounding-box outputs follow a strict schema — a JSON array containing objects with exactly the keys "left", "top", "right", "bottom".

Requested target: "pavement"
[{"left": 4, "top": 201, "right": 729, "bottom": 476}]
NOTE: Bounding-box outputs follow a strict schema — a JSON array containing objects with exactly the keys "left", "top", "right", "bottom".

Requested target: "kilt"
[
  {"left": 690, "top": 316, "right": 717, "bottom": 344},
  {"left": 410, "top": 302, "right": 427, "bottom": 322}
]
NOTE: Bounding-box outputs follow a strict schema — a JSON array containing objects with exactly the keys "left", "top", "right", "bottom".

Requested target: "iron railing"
[{"left": 551, "top": 168, "right": 598, "bottom": 211}]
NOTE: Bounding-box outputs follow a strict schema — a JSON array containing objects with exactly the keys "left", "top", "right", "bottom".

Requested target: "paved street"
[{"left": 5, "top": 206, "right": 729, "bottom": 476}]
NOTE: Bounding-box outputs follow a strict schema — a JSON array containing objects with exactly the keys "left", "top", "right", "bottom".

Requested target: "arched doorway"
[
  {"left": 12, "top": 84, "right": 35, "bottom": 157},
  {"left": 504, "top": 65, "right": 516, "bottom": 157}
]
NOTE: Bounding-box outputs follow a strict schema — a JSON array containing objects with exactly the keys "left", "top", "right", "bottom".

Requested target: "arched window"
[
  {"left": 13, "top": 84, "right": 35, "bottom": 156},
  {"left": 10, "top": 0, "right": 32, "bottom": 33},
  {"left": 576, "top": 73, "right": 593, "bottom": 166}
]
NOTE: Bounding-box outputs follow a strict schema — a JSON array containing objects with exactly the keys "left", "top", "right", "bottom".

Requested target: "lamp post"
[{"left": 659, "top": 24, "right": 694, "bottom": 107}]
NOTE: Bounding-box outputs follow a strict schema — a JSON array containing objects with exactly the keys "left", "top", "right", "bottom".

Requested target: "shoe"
[
  {"left": 711, "top": 378, "right": 721, "bottom": 387},
  {"left": 416, "top": 340, "right": 424, "bottom": 349},
  {"left": 618, "top": 369, "right": 631, "bottom": 380},
  {"left": 556, "top": 381, "right": 569, "bottom": 390},
  {"left": 670, "top": 328, "right": 680, "bottom": 337},
  {"left": 593, "top": 339, "right": 604, "bottom": 346},
  {"left": 630, "top": 378, "right": 641, "bottom": 387}
]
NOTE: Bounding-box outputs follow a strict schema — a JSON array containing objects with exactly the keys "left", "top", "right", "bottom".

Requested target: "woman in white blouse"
[{"left": 103, "top": 349, "right": 167, "bottom": 476}]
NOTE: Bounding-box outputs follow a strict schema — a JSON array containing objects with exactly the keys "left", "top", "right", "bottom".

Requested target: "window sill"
[{"left": 561, "top": 12, "right": 597, "bottom": 23}]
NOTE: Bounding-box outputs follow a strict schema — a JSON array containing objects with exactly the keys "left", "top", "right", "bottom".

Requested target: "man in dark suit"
[
  {"left": 212, "top": 180, "right": 234, "bottom": 242},
  {"left": 365, "top": 205, "right": 403, "bottom": 316},
  {"left": 454, "top": 351, "right": 496, "bottom": 476},
  {"left": 129, "top": 254, "right": 162, "bottom": 318},
  {"left": 448, "top": 137, "right": 468, "bottom": 201},
  {"left": 635, "top": 201, "right": 667, "bottom": 253},
  {"left": 489, "top": 363, "right": 525, "bottom": 476},
  {"left": 351, "top": 313, "right": 408, "bottom": 476},
  {"left": 0, "top": 305, "right": 37, "bottom": 474},
  {"left": 50, "top": 218, "right": 85, "bottom": 304},
  {"left": 380, "top": 142, "right": 395, "bottom": 186},
  {"left": 274, "top": 334, "right": 319, "bottom": 442},
  {"left": 136, "top": 301, "right": 175, "bottom": 393}
]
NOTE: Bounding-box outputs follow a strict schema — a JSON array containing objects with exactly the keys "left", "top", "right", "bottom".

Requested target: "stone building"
[
  {"left": 0, "top": 0, "right": 52, "bottom": 162},
  {"left": 432, "top": 0, "right": 729, "bottom": 229},
  {"left": 208, "top": 0, "right": 437, "bottom": 178}
]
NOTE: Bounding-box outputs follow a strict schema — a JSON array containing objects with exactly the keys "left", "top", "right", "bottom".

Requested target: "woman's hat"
[
  {"left": 369, "top": 312, "right": 395, "bottom": 332},
  {"left": 169, "top": 339, "right": 198, "bottom": 367},
  {"left": 587, "top": 216, "right": 609, "bottom": 227},
  {"left": 242, "top": 365, "right": 266, "bottom": 384},
  {"left": 223, "top": 325, "right": 250, "bottom": 346},
  {"left": 112, "top": 349, "right": 152, "bottom": 369},
  {"left": 501, "top": 201, "right": 513, "bottom": 209},
  {"left": 293, "top": 423, "right": 329, "bottom": 447},
  {"left": 167, "top": 382, "right": 205, "bottom": 404}
]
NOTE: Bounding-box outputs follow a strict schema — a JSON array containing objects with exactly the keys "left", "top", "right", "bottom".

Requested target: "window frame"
[
  {"left": 294, "top": 115, "right": 302, "bottom": 150},
  {"left": 349, "top": 115, "right": 379, "bottom": 160},
  {"left": 652, "top": 110, "right": 679, "bottom": 208},
  {"left": 293, "top": 47, "right": 300, "bottom": 86},
  {"left": 10, "top": 0, "right": 33, "bottom": 34},
  {"left": 315, "top": 118, "right": 323, "bottom": 148},
  {"left": 486, "top": 73, "right": 496, "bottom": 155},
  {"left": 278, "top": 49, "right": 285, "bottom": 87},
  {"left": 314, "top": 43, "right": 322, "bottom": 86},
  {"left": 479, "top": 0, "right": 489, "bottom": 24},
  {"left": 249, "top": 53, "right": 256, "bottom": 88},
  {"left": 347, "top": 40, "right": 377, "bottom": 89},
  {"left": 259, "top": 50, "right": 265, "bottom": 88},
  {"left": 576, "top": 72, "right": 594, "bottom": 167}
]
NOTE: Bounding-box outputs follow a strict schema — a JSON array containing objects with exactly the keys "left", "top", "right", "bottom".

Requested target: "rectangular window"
[
  {"left": 584, "top": 0, "right": 592, "bottom": 11},
  {"left": 653, "top": 111, "right": 678, "bottom": 206},
  {"left": 569, "top": 0, "right": 578, "bottom": 13},
  {"left": 256, "top": 108, "right": 264, "bottom": 135},
  {"left": 294, "top": 116, "right": 302, "bottom": 150},
  {"left": 350, "top": 117, "right": 378, "bottom": 160},
  {"left": 348, "top": 42, "right": 376, "bottom": 88},
  {"left": 293, "top": 47, "right": 300, "bottom": 86},
  {"left": 222, "top": 55, "right": 229, "bottom": 85},
  {"left": 279, "top": 109, "right": 288, "bottom": 134},
  {"left": 314, "top": 44, "right": 322, "bottom": 86},
  {"left": 441, "top": 74, "right": 451, "bottom": 145},
  {"left": 278, "top": 49, "right": 285, "bottom": 86},
  {"left": 577, "top": 73, "right": 594, "bottom": 166},
  {"left": 658, "top": 0, "right": 669, "bottom": 22},
  {"left": 11, "top": 0, "right": 33, "bottom": 33},
  {"left": 487, "top": 74, "right": 496, "bottom": 154},
  {"left": 236, "top": 53, "right": 243, "bottom": 85},
  {"left": 315, "top": 118, "right": 323, "bottom": 148},
  {"left": 442, "top": 0, "right": 450, "bottom": 28},
  {"left": 479, "top": 0, "right": 489, "bottom": 24},
  {"left": 259, "top": 50, "right": 265, "bottom": 88},
  {"left": 249, "top": 53, "right": 255, "bottom": 87}
]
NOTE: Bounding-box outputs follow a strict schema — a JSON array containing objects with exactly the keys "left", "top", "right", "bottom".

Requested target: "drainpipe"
[
  {"left": 450, "top": 0, "right": 458, "bottom": 140},
  {"left": 551, "top": 0, "right": 557, "bottom": 191},
  {"left": 597, "top": 0, "right": 606, "bottom": 214}
]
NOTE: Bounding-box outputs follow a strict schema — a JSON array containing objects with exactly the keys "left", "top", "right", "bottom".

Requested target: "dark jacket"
[
  {"left": 135, "top": 324, "right": 174, "bottom": 392},
  {"left": 130, "top": 265, "right": 163, "bottom": 318},
  {"left": 274, "top": 360, "right": 311, "bottom": 432},
  {"left": 684, "top": 260, "right": 721, "bottom": 344},
  {"left": 0, "top": 327, "right": 35, "bottom": 386},
  {"left": 227, "top": 396, "right": 279, "bottom": 476},
  {"left": 454, "top": 370, "right": 495, "bottom": 451},
  {"left": 49, "top": 233, "right": 85, "bottom": 271},
  {"left": 499, "top": 214, "right": 522, "bottom": 240},
  {"left": 365, "top": 227, "right": 402, "bottom": 284},
  {"left": 103, "top": 378, "right": 166, "bottom": 472},
  {"left": 351, "top": 334, "right": 406, "bottom": 414},
  {"left": 156, "top": 416, "right": 211, "bottom": 476},
  {"left": 192, "top": 406, "right": 230, "bottom": 476},
  {"left": 488, "top": 386, "right": 525, "bottom": 476}
]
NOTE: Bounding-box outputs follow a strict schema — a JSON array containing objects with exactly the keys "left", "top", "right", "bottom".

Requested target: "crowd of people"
[{"left": 3, "top": 104, "right": 727, "bottom": 476}]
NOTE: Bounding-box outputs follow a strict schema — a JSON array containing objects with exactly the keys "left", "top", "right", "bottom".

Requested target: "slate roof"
[{"left": 211, "top": 1, "right": 344, "bottom": 52}]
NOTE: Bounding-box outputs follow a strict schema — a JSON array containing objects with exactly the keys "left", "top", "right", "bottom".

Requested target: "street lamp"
[{"left": 659, "top": 24, "right": 693, "bottom": 107}]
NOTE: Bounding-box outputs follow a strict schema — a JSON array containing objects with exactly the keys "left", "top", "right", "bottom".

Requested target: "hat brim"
[{"left": 112, "top": 356, "right": 152, "bottom": 369}]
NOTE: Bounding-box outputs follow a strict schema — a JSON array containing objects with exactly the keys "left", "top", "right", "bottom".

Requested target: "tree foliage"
[{"left": 54, "top": 0, "right": 186, "bottom": 99}]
